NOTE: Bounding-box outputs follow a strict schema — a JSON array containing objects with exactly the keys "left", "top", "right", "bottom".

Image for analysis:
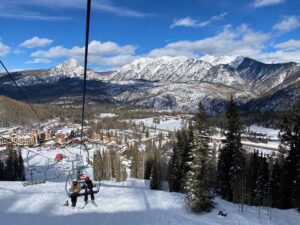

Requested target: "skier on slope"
[
  {"left": 83, "top": 176, "right": 95, "bottom": 203},
  {"left": 70, "top": 179, "right": 81, "bottom": 207}
]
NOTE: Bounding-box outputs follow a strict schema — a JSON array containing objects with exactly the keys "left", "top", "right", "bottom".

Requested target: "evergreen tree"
[
  {"left": 144, "top": 141, "right": 154, "bottom": 180},
  {"left": 144, "top": 159, "right": 153, "bottom": 180},
  {"left": 280, "top": 100, "right": 300, "bottom": 210},
  {"left": 169, "top": 129, "right": 192, "bottom": 193},
  {"left": 130, "top": 143, "right": 142, "bottom": 178},
  {"left": 185, "top": 102, "right": 214, "bottom": 212},
  {"left": 254, "top": 155, "right": 270, "bottom": 206},
  {"left": 217, "top": 97, "right": 245, "bottom": 205},
  {"left": 150, "top": 156, "right": 161, "bottom": 190},
  {"left": 17, "top": 149, "right": 25, "bottom": 181},
  {"left": 5, "top": 147, "right": 14, "bottom": 181},
  {"left": 246, "top": 150, "right": 259, "bottom": 205},
  {"left": 145, "top": 128, "right": 150, "bottom": 138},
  {"left": 0, "top": 160, "right": 4, "bottom": 180},
  {"left": 270, "top": 159, "right": 283, "bottom": 208}
]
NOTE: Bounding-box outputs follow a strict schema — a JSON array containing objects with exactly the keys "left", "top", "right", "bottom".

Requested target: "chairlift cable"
[
  {"left": 0, "top": 60, "right": 47, "bottom": 129},
  {"left": 80, "top": 0, "right": 92, "bottom": 157}
]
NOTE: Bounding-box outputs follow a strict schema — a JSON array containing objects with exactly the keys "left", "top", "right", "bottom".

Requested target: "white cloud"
[
  {"left": 3, "top": 0, "right": 151, "bottom": 18},
  {"left": 254, "top": 50, "right": 300, "bottom": 63},
  {"left": 25, "top": 58, "right": 51, "bottom": 64},
  {"left": 275, "top": 39, "right": 300, "bottom": 50},
  {"left": 171, "top": 17, "right": 200, "bottom": 28},
  {"left": 0, "top": 42, "right": 11, "bottom": 56},
  {"left": 150, "top": 24, "right": 271, "bottom": 58},
  {"left": 31, "top": 40, "right": 137, "bottom": 67},
  {"left": 89, "top": 55, "right": 138, "bottom": 68},
  {"left": 273, "top": 16, "right": 300, "bottom": 33},
  {"left": 0, "top": 11, "right": 71, "bottom": 21},
  {"left": 170, "top": 12, "right": 227, "bottom": 29},
  {"left": 92, "top": 1, "right": 152, "bottom": 18},
  {"left": 20, "top": 37, "right": 53, "bottom": 48},
  {"left": 148, "top": 24, "right": 300, "bottom": 63},
  {"left": 253, "top": 0, "right": 285, "bottom": 8}
]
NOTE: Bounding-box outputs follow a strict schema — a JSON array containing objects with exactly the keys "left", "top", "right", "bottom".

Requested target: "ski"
[
  {"left": 80, "top": 202, "right": 89, "bottom": 209},
  {"left": 91, "top": 200, "right": 97, "bottom": 207}
]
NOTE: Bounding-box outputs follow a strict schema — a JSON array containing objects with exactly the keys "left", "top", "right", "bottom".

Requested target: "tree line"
[{"left": 168, "top": 98, "right": 300, "bottom": 213}]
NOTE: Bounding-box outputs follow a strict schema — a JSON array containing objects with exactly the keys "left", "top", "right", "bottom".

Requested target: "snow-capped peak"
[
  {"left": 50, "top": 59, "right": 84, "bottom": 78},
  {"left": 112, "top": 56, "right": 213, "bottom": 82},
  {"left": 200, "top": 55, "right": 244, "bottom": 68},
  {"left": 118, "top": 56, "right": 190, "bottom": 74}
]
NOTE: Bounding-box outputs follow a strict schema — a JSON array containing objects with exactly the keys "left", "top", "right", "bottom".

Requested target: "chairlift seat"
[{"left": 22, "top": 180, "right": 46, "bottom": 186}]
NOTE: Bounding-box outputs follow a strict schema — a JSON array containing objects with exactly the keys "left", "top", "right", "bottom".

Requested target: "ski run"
[{"left": 1, "top": 178, "right": 300, "bottom": 225}]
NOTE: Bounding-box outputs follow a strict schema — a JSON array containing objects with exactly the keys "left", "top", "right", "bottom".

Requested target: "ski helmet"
[{"left": 85, "top": 176, "right": 90, "bottom": 181}]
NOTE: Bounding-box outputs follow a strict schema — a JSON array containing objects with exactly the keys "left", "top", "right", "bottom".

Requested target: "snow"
[
  {"left": 51, "top": 59, "right": 84, "bottom": 78},
  {"left": 0, "top": 145, "right": 299, "bottom": 225},
  {"left": 200, "top": 55, "right": 244, "bottom": 68},
  {"left": 16, "top": 59, "right": 102, "bottom": 86},
  {"left": 99, "top": 113, "right": 118, "bottom": 118},
  {"left": 132, "top": 117, "right": 183, "bottom": 131},
  {"left": 0, "top": 128, "right": 8, "bottom": 133},
  {"left": 56, "top": 128, "right": 75, "bottom": 135},
  {"left": 111, "top": 56, "right": 213, "bottom": 82},
  {"left": 248, "top": 125, "right": 280, "bottom": 139},
  {"left": 0, "top": 178, "right": 299, "bottom": 225}
]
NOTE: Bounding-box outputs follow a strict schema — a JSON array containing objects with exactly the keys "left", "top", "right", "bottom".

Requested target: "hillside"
[{"left": 0, "top": 96, "right": 50, "bottom": 127}]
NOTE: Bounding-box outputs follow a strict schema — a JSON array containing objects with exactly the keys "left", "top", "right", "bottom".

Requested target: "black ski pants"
[
  {"left": 70, "top": 193, "right": 79, "bottom": 206},
  {"left": 84, "top": 187, "right": 95, "bottom": 202}
]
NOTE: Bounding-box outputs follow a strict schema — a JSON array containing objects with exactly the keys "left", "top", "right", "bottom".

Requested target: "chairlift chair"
[{"left": 64, "top": 165, "right": 101, "bottom": 197}]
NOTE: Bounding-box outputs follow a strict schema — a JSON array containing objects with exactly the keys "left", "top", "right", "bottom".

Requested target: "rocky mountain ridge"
[{"left": 1, "top": 56, "right": 299, "bottom": 114}]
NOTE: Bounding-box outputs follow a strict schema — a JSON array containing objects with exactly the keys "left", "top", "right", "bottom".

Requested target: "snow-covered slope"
[
  {"left": 113, "top": 81, "right": 256, "bottom": 113},
  {"left": 0, "top": 178, "right": 299, "bottom": 225},
  {"left": 200, "top": 55, "right": 245, "bottom": 68},
  {"left": 49, "top": 59, "right": 84, "bottom": 78},
  {"left": 16, "top": 59, "right": 103, "bottom": 86},
  {"left": 110, "top": 56, "right": 213, "bottom": 83},
  {"left": 109, "top": 56, "right": 249, "bottom": 88},
  {"left": 1, "top": 143, "right": 299, "bottom": 225}
]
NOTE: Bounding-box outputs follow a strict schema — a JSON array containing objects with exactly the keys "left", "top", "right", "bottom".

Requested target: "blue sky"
[{"left": 0, "top": 0, "right": 300, "bottom": 71}]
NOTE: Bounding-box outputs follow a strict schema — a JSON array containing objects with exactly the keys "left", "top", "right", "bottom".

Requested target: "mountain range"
[{"left": 0, "top": 56, "right": 299, "bottom": 114}]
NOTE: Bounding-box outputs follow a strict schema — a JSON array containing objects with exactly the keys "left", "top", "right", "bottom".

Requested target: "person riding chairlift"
[
  {"left": 70, "top": 179, "right": 81, "bottom": 207},
  {"left": 77, "top": 170, "right": 86, "bottom": 180},
  {"left": 83, "top": 176, "right": 95, "bottom": 203}
]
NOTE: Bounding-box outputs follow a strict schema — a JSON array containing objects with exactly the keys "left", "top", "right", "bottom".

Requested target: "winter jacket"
[
  {"left": 85, "top": 180, "right": 94, "bottom": 189},
  {"left": 70, "top": 183, "right": 81, "bottom": 194}
]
